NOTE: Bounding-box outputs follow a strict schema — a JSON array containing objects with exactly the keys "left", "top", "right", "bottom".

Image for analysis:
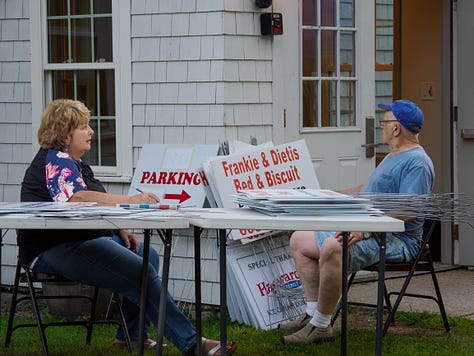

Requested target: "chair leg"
[
  {"left": 24, "top": 266, "right": 50, "bottom": 356},
  {"left": 427, "top": 256, "right": 450, "bottom": 332},
  {"left": 85, "top": 287, "right": 100, "bottom": 345},
  {"left": 5, "top": 262, "right": 22, "bottom": 348},
  {"left": 113, "top": 293, "right": 133, "bottom": 353},
  {"left": 383, "top": 283, "right": 392, "bottom": 313},
  {"left": 382, "top": 265, "right": 419, "bottom": 336}
]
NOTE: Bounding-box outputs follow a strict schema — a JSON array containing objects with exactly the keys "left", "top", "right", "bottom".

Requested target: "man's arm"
[{"left": 341, "top": 184, "right": 364, "bottom": 194}]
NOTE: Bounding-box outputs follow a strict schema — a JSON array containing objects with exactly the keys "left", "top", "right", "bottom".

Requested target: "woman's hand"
[
  {"left": 119, "top": 229, "right": 140, "bottom": 253},
  {"left": 335, "top": 231, "right": 363, "bottom": 247},
  {"left": 129, "top": 192, "right": 160, "bottom": 204}
]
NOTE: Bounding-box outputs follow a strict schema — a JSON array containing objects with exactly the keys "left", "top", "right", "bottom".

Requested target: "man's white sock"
[
  {"left": 305, "top": 301, "right": 317, "bottom": 317},
  {"left": 310, "top": 309, "right": 332, "bottom": 328}
]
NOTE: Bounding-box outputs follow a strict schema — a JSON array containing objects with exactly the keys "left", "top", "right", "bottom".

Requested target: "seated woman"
[{"left": 17, "top": 99, "right": 237, "bottom": 355}]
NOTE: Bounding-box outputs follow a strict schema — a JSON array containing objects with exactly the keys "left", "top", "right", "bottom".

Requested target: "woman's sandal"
[{"left": 201, "top": 337, "right": 237, "bottom": 356}]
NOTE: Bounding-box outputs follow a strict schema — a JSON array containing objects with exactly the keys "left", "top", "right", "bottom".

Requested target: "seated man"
[{"left": 279, "top": 99, "right": 434, "bottom": 345}]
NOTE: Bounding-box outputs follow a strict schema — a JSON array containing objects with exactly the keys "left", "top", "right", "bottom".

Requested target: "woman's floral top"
[{"left": 45, "top": 149, "right": 87, "bottom": 202}]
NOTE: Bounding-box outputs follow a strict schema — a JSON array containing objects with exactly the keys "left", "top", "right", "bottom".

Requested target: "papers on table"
[
  {"left": 0, "top": 202, "right": 181, "bottom": 219},
  {"left": 233, "top": 188, "right": 380, "bottom": 216},
  {"left": 0, "top": 202, "right": 96, "bottom": 214}
]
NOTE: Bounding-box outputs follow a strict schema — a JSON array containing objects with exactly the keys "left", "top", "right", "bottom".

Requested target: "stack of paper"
[
  {"left": 202, "top": 140, "right": 320, "bottom": 241},
  {"left": 200, "top": 141, "right": 332, "bottom": 330},
  {"left": 234, "top": 188, "right": 377, "bottom": 216},
  {"left": 0, "top": 202, "right": 180, "bottom": 219}
]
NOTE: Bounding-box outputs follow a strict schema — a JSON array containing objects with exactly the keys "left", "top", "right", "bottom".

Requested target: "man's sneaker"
[
  {"left": 278, "top": 313, "right": 311, "bottom": 333},
  {"left": 281, "top": 324, "right": 335, "bottom": 345}
]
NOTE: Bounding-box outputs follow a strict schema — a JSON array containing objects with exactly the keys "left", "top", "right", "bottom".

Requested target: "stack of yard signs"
[{"left": 202, "top": 140, "right": 320, "bottom": 329}]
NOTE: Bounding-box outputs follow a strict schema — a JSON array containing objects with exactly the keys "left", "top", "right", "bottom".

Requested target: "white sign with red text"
[
  {"left": 129, "top": 144, "right": 219, "bottom": 208},
  {"left": 206, "top": 140, "right": 320, "bottom": 239},
  {"left": 226, "top": 235, "right": 306, "bottom": 330}
]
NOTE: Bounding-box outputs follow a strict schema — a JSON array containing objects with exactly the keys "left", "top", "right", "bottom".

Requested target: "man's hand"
[
  {"left": 335, "top": 231, "right": 364, "bottom": 246},
  {"left": 119, "top": 229, "right": 140, "bottom": 253}
]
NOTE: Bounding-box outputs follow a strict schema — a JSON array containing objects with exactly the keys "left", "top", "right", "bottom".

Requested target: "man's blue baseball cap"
[{"left": 377, "top": 99, "right": 424, "bottom": 133}]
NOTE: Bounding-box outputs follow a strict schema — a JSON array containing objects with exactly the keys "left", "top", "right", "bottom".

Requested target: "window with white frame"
[
  {"left": 302, "top": 0, "right": 356, "bottom": 129},
  {"left": 46, "top": 0, "right": 115, "bottom": 166},
  {"left": 32, "top": 0, "right": 132, "bottom": 177}
]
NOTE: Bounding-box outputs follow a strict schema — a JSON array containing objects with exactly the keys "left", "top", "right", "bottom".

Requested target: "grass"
[{"left": 0, "top": 307, "right": 473, "bottom": 355}]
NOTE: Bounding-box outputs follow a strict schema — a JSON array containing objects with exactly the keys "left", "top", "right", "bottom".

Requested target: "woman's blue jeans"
[{"left": 30, "top": 234, "right": 197, "bottom": 353}]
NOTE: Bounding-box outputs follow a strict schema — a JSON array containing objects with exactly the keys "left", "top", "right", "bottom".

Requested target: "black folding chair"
[
  {"left": 5, "top": 260, "right": 133, "bottom": 355},
  {"left": 331, "top": 219, "right": 450, "bottom": 336}
]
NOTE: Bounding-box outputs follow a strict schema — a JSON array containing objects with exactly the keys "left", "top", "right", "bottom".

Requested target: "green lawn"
[{"left": 1, "top": 308, "right": 473, "bottom": 355}]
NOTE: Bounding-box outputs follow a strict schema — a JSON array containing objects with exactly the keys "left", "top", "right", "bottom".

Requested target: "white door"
[
  {"left": 273, "top": 0, "right": 375, "bottom": 190},
  {"left": 455, "top": 0, "right": 474, "bottom": 265}
]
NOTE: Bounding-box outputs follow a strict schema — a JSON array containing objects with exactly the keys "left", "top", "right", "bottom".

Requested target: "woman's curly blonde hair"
[{"left": 37, "top": 99, "right": 90, "bottom": 150}]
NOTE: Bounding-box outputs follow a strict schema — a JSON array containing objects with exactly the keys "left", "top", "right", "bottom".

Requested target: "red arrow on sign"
[{"left": 164, "top": 190, "right": 191, "bottom": 203}]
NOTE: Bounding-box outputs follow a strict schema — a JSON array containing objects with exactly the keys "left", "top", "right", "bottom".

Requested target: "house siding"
[
  {"left": 0, "top": 0, "right": 31, "bottom": 286},
  {"left": 129, "top": 0, "right": 274, "bottom": 305},
  {"left": 0, "top": 0, "right": 275, "bottom": 306}
]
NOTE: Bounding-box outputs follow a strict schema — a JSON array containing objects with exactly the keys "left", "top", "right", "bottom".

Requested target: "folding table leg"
[
  {"left": 219, "top": 228, "right": 227, "bottom": 356},
  {"left": 194, "top": 226, "right": 203, "bottom": 355},
  {"left": 156, "top": 229, "right": 172, "bottom": 356},
  {"left": 341, "top": 231, "right": 349, "bottom": 356},
  {"left": 138, "top": 229, "right": 151, "bottom": 356},
  {"left": 375, "top": 233, "right": 387, "bottom": 356}
]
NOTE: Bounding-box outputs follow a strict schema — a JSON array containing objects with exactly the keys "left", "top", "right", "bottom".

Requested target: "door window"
[
  {"left": 375, "top": 0, "right": 397, "bottom": 159},
  {"left": 302, "top": 0, "right": 356, "bottom": 129}
]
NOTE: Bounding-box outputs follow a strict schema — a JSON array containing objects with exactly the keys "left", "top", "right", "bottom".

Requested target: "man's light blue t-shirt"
[{"left": 362, "top": 146, "right": 435, "bottom": 257}]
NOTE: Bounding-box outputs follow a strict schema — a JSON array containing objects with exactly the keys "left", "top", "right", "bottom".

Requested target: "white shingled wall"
[
  {"left": 0, "top": 0, "right": 31, "bottom": 286},
  {"left": 0, "top": 0, "right": 277, "bottom": 306},
  {"left": 129, "top": 0, "right": 275, "bottom": 305}
]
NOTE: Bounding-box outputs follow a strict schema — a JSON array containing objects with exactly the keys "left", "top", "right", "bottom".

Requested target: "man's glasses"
[{"left": 379, "top": 119, "right": 398, "bottom": 126}]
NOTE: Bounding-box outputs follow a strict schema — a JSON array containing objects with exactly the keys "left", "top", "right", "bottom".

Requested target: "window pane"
[
  {"left": 71, "top": 18, "right": 92, "bottom": 62},
  {"left": 94, "top": 0, "right": 112, "bottom": 14},
  {"left": 340, "top": 31, "right": 354, "bottom": 77},
  {"left": 52, "top": 70, "right": 75, "bottom": 98},
  {"left": 98, "top": 70, "right": 115, "bottom": 116},
  {"left": 321, "top": 80, "right": 337, "bottom": 127},
  {"left": 75, "top": 70, "right": 98, "bottom": 114},
  {"left": 84, "top": 119, "right": 99, "bottom": 165},
  {"left": 376, "top": 0, "right": 394, "bottom": 155},
  {"left": 97, "top": 119, "right": 116, "bottom": 166},
  {"left": 70, "top": 0, "right": 90, "bottom": 15},
  {"left": 47, "top": 1, "right": 113, "bottom": 63},
  {"left": 52, "top": 69, "right": 116, "bottom": 166},
  {"left": 340, "top": 80, "right": 355, "bottom": 126},
  {"left": 94, "top": 17, "right": 113, "bottom": 62},
  {"left": 321, "top": 0, "right": 335, "bottom": 27},
  {"left": 83, "top": 119, "right": 116, "bottom": 166},
  {"left": 340, "top": 0, "right": 354, "bottom": 27},
  {"left": 303, "top": 29, "right": 318, "bottom": 77},
  {"left": 52, "top": 70, "right": 97, "bottom": 113},
  {"left": 301, "top": 0, "right": 359, "bottom": 131},
  {"left": 321, "top": 30, "right": 336, "bottom": 77},
  {"left": 48, "top": 18, "right": 68, "bottom": 63},
  {"left": 303, "top": 80, "right": 318, "bottom": 127},
  {"left": 302, "top": 0, "right": 317, "bottom": 26},
  {"left": 375, "top": 12, "right": 393, "bottom": 65},
  {"left": 47, "top": 0, "right": 116, "bottom": 168},
  {"left": 48, "top": 0, "right": 67, "bottom": 16}
]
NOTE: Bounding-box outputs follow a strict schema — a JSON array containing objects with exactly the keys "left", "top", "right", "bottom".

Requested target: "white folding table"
[
  {"left": 188, "top": 208, "right": 405, "bottom": 356},
  {"left": 0, "top": 212, "right": 189, "bottom": 356}
]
